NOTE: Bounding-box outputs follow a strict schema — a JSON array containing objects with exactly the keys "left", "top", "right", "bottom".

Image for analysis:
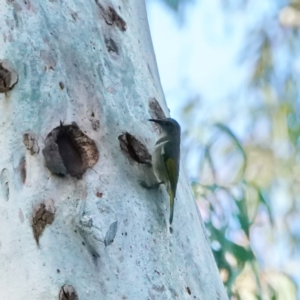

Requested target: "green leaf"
[
  {"left": 255, "top": 186, "right": 274, "bottom": 226},
  {"left": 231, "top": 186, "right": 251, "bottom": 237},
  {"left": 214, "top": 123, "right": 247, "bottom": 176},
  {"left": 204, "top": 145, "right": 217, "bottom": 181},
  {"left": 228, "top": 243, "right": 255, "bottom": 264}
]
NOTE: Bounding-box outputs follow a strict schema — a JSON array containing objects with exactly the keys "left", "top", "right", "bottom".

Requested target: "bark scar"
[
  {"left": 0, "top": 60, "right": 18, "bottom": 93},
  {"left": 59, "top": 284, "right": 79, "bottom": 300},
  {"left": 32, "top": 199, "right": 55, "bottom": 245},
  {"left": 95, "top": 1, "right": 127, "bottom": 31},
  {"left": 42, "top": 122, "right": 99, "bottom": 178},
  {"left": 118, "top": 133, "right": 151, "bottom": 165}
]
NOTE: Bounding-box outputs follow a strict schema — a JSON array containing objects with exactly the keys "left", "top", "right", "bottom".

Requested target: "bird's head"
[{"left": 149, "top": 118, "right": 181, "bottom": 137}]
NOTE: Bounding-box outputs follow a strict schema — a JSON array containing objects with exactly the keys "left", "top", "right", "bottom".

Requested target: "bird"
[{"left": 149, "top": 118, "right": 181, "bottom": 225}]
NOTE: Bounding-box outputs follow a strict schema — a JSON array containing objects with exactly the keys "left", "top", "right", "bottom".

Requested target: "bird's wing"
[
  {"left": 164, "top": 157, "right": 177, "bottom": 194},
  {"left": 163, "top": 142, "right": 179, "bottom": 224},
  {"left": 162, "top": 141, "right": 179, "bottom": 195}
]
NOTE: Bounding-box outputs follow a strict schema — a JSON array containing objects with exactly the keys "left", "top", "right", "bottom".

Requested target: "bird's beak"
[{"left": 148, "top": 118, "right": 163, "bottom": 124}]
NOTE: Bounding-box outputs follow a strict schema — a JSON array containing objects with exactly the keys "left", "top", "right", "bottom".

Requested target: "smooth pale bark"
[{"left": 0, "top": 0, "right": 228, "bottom": 299}]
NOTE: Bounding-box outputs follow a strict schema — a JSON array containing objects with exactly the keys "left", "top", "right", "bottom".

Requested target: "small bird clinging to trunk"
[{"left": 149, "top": 118, "right": 181, "bottom": 225}]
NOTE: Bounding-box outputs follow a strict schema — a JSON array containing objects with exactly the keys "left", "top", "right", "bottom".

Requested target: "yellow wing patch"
[{"left": 165, "top": 158, "right": 176, "bottom": 191}]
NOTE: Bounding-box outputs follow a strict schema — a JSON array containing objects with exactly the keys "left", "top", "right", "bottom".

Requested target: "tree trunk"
[{"left": 0, "top": 0, "right": 228, "bottom": 299}]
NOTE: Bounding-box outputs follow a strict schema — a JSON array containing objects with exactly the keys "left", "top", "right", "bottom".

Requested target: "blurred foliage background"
[{"left": 147, "top": 0, "right": 300, "bottom": 299}]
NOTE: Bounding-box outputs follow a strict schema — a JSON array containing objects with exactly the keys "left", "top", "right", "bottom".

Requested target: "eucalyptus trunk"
[{"left": 0, "top": 0, "right": 227, "bottom": 299}]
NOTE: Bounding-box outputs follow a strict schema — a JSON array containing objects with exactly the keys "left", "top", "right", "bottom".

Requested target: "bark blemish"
[
  {"left": 76, "top": 226, "right": 100, "bottom": 263},
  {"left": 0, "top": 169, "right": 9, "bottom": 201},
  {"left": 149, "top": 98, "right": 166, "bottom": 120},
  {"left": 118, "top": 133, "right": 151, "bottom": 164},
  {"left": 42, "top": 122, "right": 99, "bottom": 178},
  {"left": 105, "top": 37, "right": 119, "bottom": 54},
  {"left": 107, "top": 6, "right": 126, "bottom": 31},
  {"left": 91, "top": 119, "right": 100, "bottom": 131},
  {"left": 96, "top": 191, "right": 103, "bottom": 198},
  {"left": 104, "top": 221, "right": 118, "bottom": 246},
  {"left": 19, "top": 156, "right": 26, "bottom": 184},
  {"left": 95, "top": 1, "right": 126, "bottom": 31},
  {"left": 59, "top": 284, "right": 79, "bottom": 300},
  {"left": 153, "top": 284, "right": 166, "bottom": 293},
  {"left": 71, "top": 12, "right": 78, "bottom": 22},
  {"left": 19, "top": 209, "right": 25, "bottom": 223},
  {"left": 0, "top": 60, "right": 18, "bottom": 93},
  {"left": 40, "top": 50, "right": 56, "bottom": 70},
  {"left": 23, "top": 133, "right": 39, "bottom": 155},
  {"left": 32, "top": 199, "right": 55, "bottom": 245}
]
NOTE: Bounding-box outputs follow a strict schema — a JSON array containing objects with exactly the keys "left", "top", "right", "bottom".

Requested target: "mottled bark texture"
[{"left": 0, "top": 0, "right": 228, "bottom": 299}]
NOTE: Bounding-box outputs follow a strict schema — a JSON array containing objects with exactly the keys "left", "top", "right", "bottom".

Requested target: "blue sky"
[
  {"left": 146, "top": 0, "right": 248, "bottom": 119},
  {"left": 146, "top": 0, "right": 251, "bottom": 180}
]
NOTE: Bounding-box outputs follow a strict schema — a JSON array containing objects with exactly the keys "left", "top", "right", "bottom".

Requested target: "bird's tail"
[{"left": 169, "top": 189, "right": 175, "bottom": 224}]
